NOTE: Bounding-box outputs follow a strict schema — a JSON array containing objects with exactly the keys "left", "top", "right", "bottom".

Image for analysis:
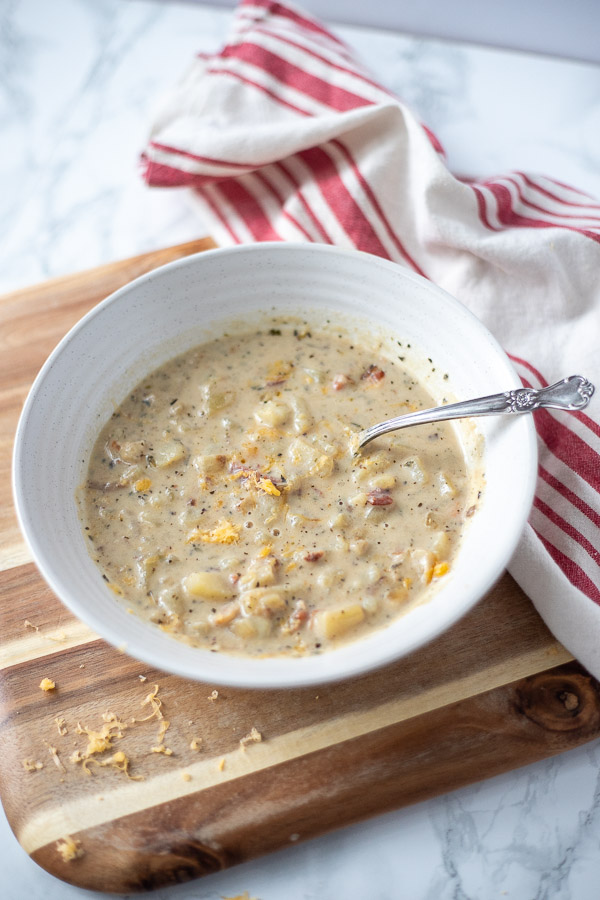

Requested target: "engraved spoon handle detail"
[{"left": 357, "top": 375, "right": 595, "bottom": 449}]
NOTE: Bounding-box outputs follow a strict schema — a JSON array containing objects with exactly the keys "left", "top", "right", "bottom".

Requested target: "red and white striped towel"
[{"left": 141, "top": 0, "right": 600, "bottom": 676}]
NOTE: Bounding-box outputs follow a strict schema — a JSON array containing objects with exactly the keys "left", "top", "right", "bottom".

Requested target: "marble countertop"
[{"left": 2, "top": 1, "right": 600, "bottom": 897}]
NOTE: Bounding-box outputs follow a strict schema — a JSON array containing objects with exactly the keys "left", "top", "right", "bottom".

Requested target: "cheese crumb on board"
[
  {"left": 132, "top": 684, "right": 172, "bottom": 754},
  {"left": 181, "top": 772, "right": 192, "bottom": 782},
  {"left": 208, "top": 689, "right": 219, "bottom": 702},
  {"left": 56, "top": 836, "right": 84, "bottom": 862},
  {"left": 190, "top": 738, "right": 203, "bottom": 751},
  {"left": 71, "top": 712, "right": 127, "bottom": 774},
  {"left": 46, "top": 743, "right": 66, "bottom": 772},
  {"left": 22, "top": 759, "right": 44, "bottom": 772},
  {"left": 239, "top": 727, "right": 263, "bottom": 751},
  {"left": 222, "top": 892, "right": 258, "bottom": 900},
  {"left": 39, "top": 677, "right": 55, "bottom": 692},
  {"left": 218, "top": 757, "right": 226, "bottom": 771},
  {"left": 55, "top": 716, "right": 68, "bottom": 736},
  {"left": 151, "top": 745, "right": 173, "bottom": 756}
]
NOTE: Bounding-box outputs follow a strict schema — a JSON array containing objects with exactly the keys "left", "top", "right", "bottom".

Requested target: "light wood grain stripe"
[
  {"left": 0, "top": 621, "right": 99, "bottom": 669},
  {"left": 0, "top": 540, "right": 33, "bottom": 573},
  {"left": 18, "top": 641, "right": 572, "bottom": 854}
]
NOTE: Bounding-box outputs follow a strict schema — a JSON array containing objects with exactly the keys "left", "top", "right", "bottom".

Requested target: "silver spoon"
[{"left": 357, "top": 374, "right": 595, "bottom": 449}]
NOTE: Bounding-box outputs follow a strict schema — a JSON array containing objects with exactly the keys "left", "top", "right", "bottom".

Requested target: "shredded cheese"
[
  {"left": 71, "top": 712, "right": 127, "bottom": 774},
  {"left": 187, "top": 519, "right": 241, "bottom": 544},
  {"left": 56, "top": 836, "right": 84, "bottom": 862},
  {"left": 132, "top": 684, "right": 172, "bottom": 754},
  {"left": 239, "top": 727, "right": 263, "bottom": 751},
  {"left": 39, "top": 677, "right": 55, "bottom": 692},
  {"left": 257, "top": 477, "right": 280, "bottom": 497},
  {"left": 22, "top": 758, "right": 44, "bottom": 772}
]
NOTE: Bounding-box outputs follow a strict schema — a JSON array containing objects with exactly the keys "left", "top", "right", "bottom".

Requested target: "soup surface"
[{"left": 79, "top": 317, "right": 479, "bottom": 657}]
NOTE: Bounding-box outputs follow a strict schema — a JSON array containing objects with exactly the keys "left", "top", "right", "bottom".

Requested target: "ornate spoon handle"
[{"left": 357, "top": 375, "right": 595, "bottom": 449}]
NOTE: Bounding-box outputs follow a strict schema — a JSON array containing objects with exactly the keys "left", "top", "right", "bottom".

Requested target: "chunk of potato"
[
  {"left": 192, "top": 453, "right": 227, "bottom": 476},
  {"left": 153, "top": 440, "right": 186, "bottom": 468},
  {"left": 368, "top": 473, "right": 396, "bottom": 491},
  {"left": 156, "top": 588, "right": 184, "bottom": 618},
  {"left": 288, "top": 436, "right": 318, "bottom": 470},
  {"left": 254, "top": 400, "right": 289, "bottom": 427},
  {"left": 312, "top": 603, "right": 365, "bottom": 640},
  {"left": 200, "top": 380, "right": 234, "bottom": 415},
  {"left": 431, "top": 531, "right": 450, "bottom": 557},
  {"left": 238, "top": 555, "right": 278, "bottom": 589},
  {"left": 438, "top": 471, "right": 456, "bottom": 498},
  {"left": 182, "top": 571, "right": 232, "bottom": 600},
  {"left": 401, "top": 456, "right": 428, "bottom": 485},
  {"left": 309, "top": 454, "right": 334, "bottom": 478},
  {"left": 352, "top": 451, "right": 395, "bottom": 482},
  {"left": 118, "top": 440, "right": 146, "bottom": 462},
  {"left": 239, "top": 587, "right": 286, "bottom": 617},
  {"left": 231, "top": 615, "right": 273, "bottom": 639},
  {"left": 290, "top": 395, "right": 312, "bottom": 434},
  {"left": 209, "top": 601, "right": 240, "bottom": 626}
]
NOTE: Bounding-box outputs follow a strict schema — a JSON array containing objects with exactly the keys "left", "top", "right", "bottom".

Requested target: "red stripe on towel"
[{"left": 221, "top": 42, "right": 373, "bottom": 111}]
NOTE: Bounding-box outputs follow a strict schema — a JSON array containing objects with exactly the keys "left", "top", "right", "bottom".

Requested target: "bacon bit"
[
  {"left": 332, "top": 373, "right": 353, "bottom": 390},
  {"left": 239, "top": 727, "right": 263, "bottom": 751},
  {"left": 231, "top": 467, "right": 283, "bottom": 497},
  {"left": 366, "top": 489, "right": 394, "bottom": 506},
  {"left": 281, "top": 600, "right": 308, "bottom": 635},
  {"left": 56, "top": 836, "right": 84, "bottom": 862},
  {"left": 361, "top": 364, "right": 385, "bottom": 384},
  {"left": 229, "top": 572, "right": 241, "bottom": 585},
  {"left": 304, "top": 551, "right": 323, "bottom": 562}
]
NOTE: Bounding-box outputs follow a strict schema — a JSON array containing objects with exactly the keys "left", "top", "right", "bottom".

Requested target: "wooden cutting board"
[{"left": 2, "top": 240, "right": 600, "bottom": 894}]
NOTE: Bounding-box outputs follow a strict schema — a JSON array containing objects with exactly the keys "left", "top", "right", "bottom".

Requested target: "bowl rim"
[{"left": 12, "top": 242, "right": 538, "bottom": 688}]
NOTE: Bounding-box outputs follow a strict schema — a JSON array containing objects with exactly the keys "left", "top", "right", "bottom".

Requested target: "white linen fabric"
[{"left": 141, "top": 0, "right": 600, "bottom": 676}]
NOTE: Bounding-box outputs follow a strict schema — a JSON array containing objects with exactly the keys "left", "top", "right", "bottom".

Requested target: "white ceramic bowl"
[{"left": 13, "top": 244, "right": 537, "bottom": 688}]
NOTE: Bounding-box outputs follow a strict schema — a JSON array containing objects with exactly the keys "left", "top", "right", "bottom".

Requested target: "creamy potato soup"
[{"left": 79, "top": 317, "right": 481, "bottom": 657}]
